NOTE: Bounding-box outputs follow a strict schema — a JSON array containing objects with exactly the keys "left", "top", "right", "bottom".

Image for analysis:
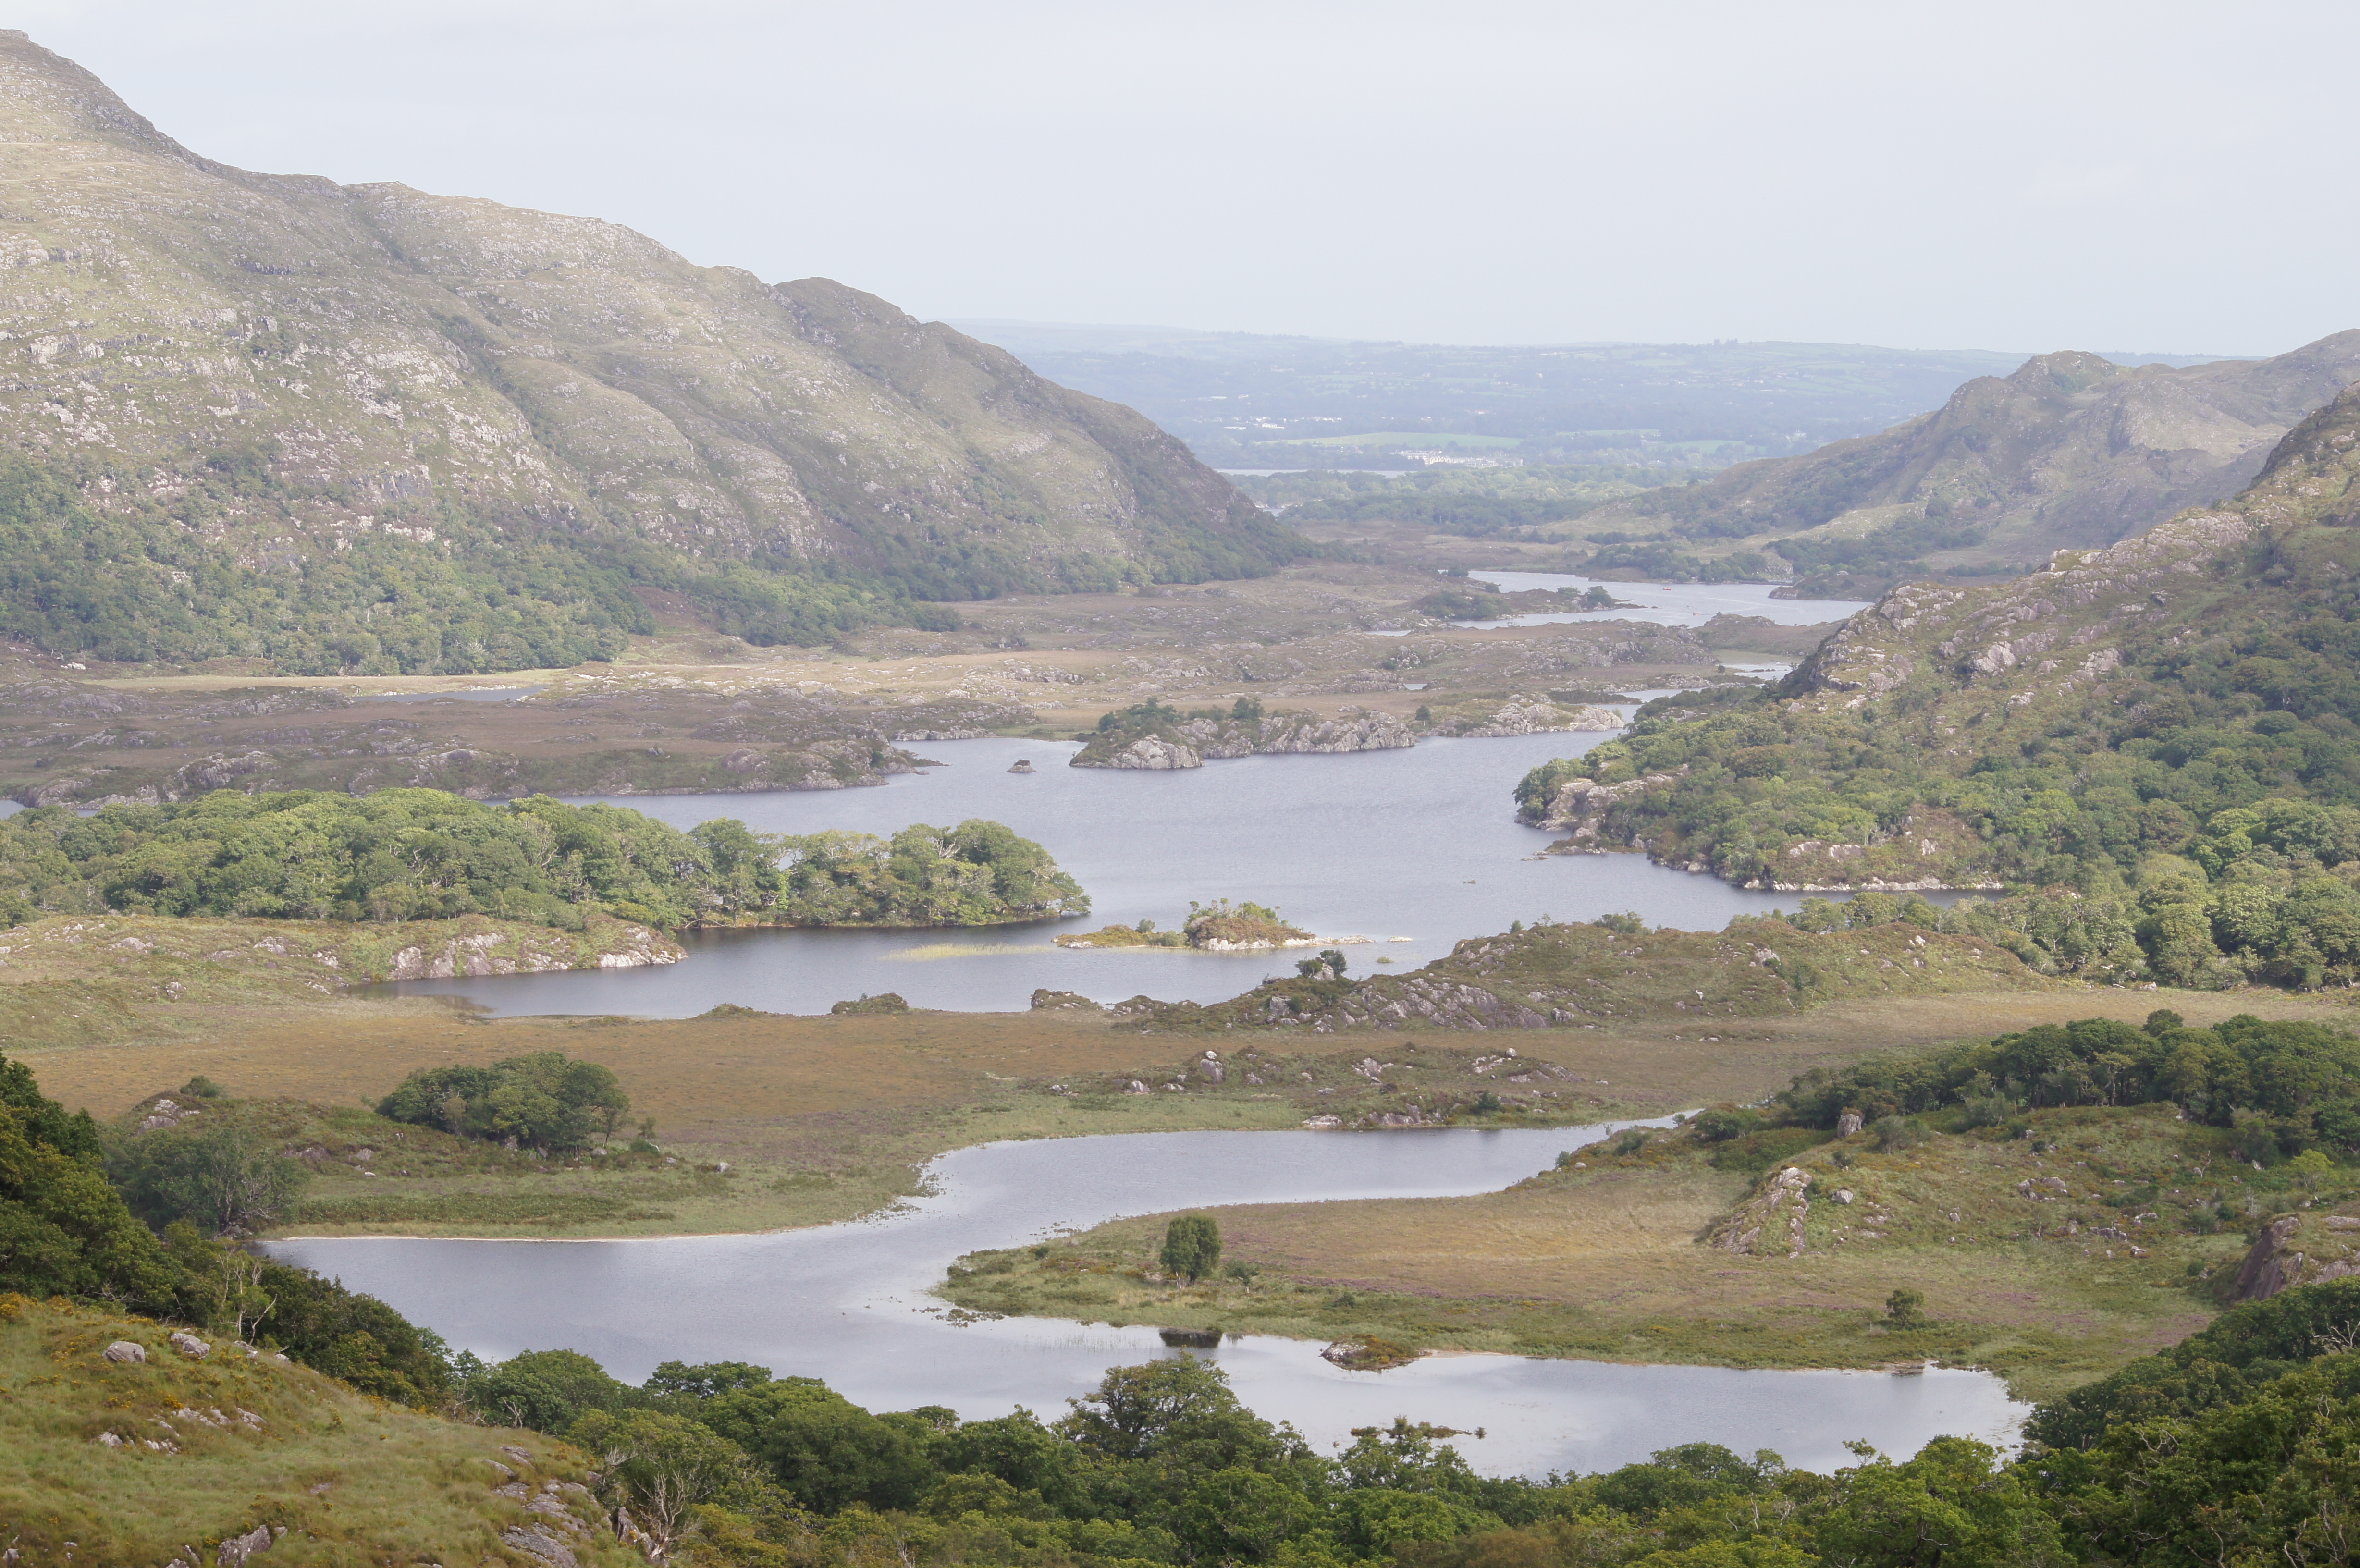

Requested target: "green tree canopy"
[{"left": 376, "top": 1053, "right": 630, "bottom": 1152}]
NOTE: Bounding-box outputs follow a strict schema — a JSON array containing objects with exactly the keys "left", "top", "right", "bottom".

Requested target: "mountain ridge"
[
  {"left": 1578, "top": 333, "right": 2360, "bottom": 593},
  {"left": 0, "top": 31, "right": 1299, "bottom": 671}
]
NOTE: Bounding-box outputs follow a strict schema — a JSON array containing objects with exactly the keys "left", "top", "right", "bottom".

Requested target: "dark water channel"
[{"left": 274, "top": 1126, "right": 2025, "bottom": 1475}]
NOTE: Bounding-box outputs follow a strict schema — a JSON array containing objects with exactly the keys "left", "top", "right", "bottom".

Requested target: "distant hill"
[
  {"left": 955, "top": 322, "right": 2031, "bottom": 469},
  {"left": 1578, "top": 334, "right": 2360, "bottom": 594},
  {"left": 0, "top": 33, "right": 1297, "bottom": 672}
]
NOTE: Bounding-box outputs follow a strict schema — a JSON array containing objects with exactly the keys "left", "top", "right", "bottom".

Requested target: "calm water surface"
[
  {"left": 380, "top": 732, "right": 1815, "bottom": 1017},
  {"left": 275, "top": 1126, "right": 2024, "bottom": 1475},
  {"left": 1462, "top": 571, "right": 1868, "bottom": 630}
]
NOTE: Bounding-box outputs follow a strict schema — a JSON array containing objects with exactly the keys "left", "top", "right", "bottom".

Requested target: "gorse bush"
[{"left": 0, "top": 789, "right": 1085, "bottom": 932}]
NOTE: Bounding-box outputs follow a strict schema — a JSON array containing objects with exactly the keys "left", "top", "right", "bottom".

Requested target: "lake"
[
  {"left": 1463, "top": 571, "right": 1868, "bottom": 631},
  {"left": 275, "top": 1125, "right": 2026, "bottom": 1476},
  {"left": 379, "top": 731, "right": 1814, "bottom": 1017}
]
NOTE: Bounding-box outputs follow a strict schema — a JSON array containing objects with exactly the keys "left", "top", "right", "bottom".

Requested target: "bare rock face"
[
  {"left": 1251, "top": 708, "right": 1416, "bottom": 754},
  {"left": 382, "top": 922, "right": 683, "bottom": 980},
  {"left": 1836, "top": 1110, "right": 1864, "bottom": 1138},
  {"left": 1530, "top": 771, "right": 1684, "bottom": 837},
  {"left": 216, "top": 1524, "right": 278, "bottom": 1567},
  {"left": 1708, "top": 1166, "right": 1814, "bottom": 1258},
  {"left": 1433, "top": 699, "right": 1623, "bottom": 739},
  {"left": 102, "top": 1339, "right": 147, "bottom": 1364},
  {"left": 167, "top": 1330, "right": 209, "bottom": 1358},
  {"left": 1105, "top": 735, "right": 1202, "bottom": 770},
  {"left": 2231, "top": 1211, "right": 2360, "bottom": 1302}
]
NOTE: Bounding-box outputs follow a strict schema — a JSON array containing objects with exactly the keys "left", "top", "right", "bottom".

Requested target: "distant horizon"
[
  {"left": 13, "top": 3, "right": 2352, "bottom": 354},
  {"left": 946, "top": 318, "right": 2264, "bottom": 367}
]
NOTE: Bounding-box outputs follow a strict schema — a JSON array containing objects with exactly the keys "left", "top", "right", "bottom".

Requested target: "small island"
[{"left": 1057, "top": 898, "right": 1363, "bottom": 953}]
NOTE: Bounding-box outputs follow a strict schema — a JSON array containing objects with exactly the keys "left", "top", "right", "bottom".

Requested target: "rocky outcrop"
[
  {"left": 1708, "top": 1166, "right": 1814, "bottom": 1257},
  {"left": 2230, "top": 1210, "right": 2360, "bottom": 1302},
  {"left": 1253, "top": 708, "right": 1417, "bottom": 754},
  {"left": 1529, "top": 771, "right": 1682, "bottom": 837},
  {"left": 1093, "top": 735, "right": 1203, "bottom": 770},
  {"left": 1180, "top": 916, "right": 2045, "bottom": 1036},
  {"left": 1071, "top": 706, "right": 1411, "bottom": 769},
  {"left": 1428, "top": 699, "right": 1623, "bottom": 738},
  {"left": 382, "top": 923, "right": 680, "bottom": 980}
]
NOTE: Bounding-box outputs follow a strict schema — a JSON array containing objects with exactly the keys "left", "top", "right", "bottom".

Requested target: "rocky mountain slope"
[
  {"left": 0, "top": 32, "right": 1297, "bottom": 672},
  {"left": 1580, "top": 334, "right": 2360, "bottom": 594},
  {"left": 1524, "top": 384, "right": 2360, "bottom": 984}
]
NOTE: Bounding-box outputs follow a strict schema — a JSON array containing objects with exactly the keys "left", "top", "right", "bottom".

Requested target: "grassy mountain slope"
[
  {"left": 1579, "top": 334, "right": 2360, "bottom": 592},
  {"left": 0, "top": 1295, "right": 635, "bottom": 1566},
  {"left": 0, "top": 32, "right": 1299, "bottom": 672},
  {"left": 1527, "top": 383, "right": 2360, "bottom": 984}
]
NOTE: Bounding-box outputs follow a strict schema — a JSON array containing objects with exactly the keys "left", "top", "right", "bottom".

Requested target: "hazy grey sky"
[{"left": 19, "top": 1, "right": 2355, "bottom": 354}]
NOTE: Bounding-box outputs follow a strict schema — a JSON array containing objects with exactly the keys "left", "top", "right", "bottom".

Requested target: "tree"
[
  {"left": 570, "top": 1408, "right": 762, "bottom": 1554},
  {"left": 110, "top": 1118, "right": 307, "bottom": 1235},
  {"left": 1885, "top": 1289, "right": 1927, "bottom": 1328},
  {"left": 1162, "top": 1213, "right": 1222, "bottom": 1283}
]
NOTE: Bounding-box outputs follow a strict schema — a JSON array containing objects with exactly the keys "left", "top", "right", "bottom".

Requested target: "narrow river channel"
[{"left": 275, "top": 1125, "right": 2027, "bottom": 1476}]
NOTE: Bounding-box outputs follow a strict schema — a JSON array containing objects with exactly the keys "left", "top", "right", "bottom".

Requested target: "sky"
[{"left": 16, "top": 0, "right": 2357, "bottom": 355}]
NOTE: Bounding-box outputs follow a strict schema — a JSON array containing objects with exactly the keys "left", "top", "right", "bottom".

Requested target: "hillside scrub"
[
  {"left": 0, "top": 449, "right": 974, "bottom": 674},
  {"left": 1, "top": 1050, "right": 453, "bottom": 1403},
  {"left": 1512, "top": 389, "right": 2360, "bottom": 991},
  {"left": 0, "top": 787, "right": 1085, "bottom": 931}
]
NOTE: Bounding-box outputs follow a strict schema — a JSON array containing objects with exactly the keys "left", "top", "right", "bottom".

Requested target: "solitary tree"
[
  {"left": 1161, "top": 1214, "right": 1222, "bottom": 1283},
  {"left": 1885, "top": 1288, "right": 1927, "bottom": 1328}
]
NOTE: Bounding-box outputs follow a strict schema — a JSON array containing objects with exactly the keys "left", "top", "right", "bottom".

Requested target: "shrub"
[
  {"left": 1873, "top": 1115, "right": 1929, "bottom": 1152},
  {"left": 1691, "top": 1108, "right": 1762, "bottom": 1143},
  {"left": 1959, "top": 1093, "right": 2014, "bottom": 1129},
  {"left": 1885, "top": 1288, "right": 1927, "bottom": 1327}
]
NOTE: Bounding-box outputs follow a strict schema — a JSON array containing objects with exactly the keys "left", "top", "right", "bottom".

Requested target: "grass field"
[
  {"left": 14, "top": 894, "right": 2354, "bottom": 1251},
  {"left": 0, "top": 1293, "right": 634, "bottom": 1565}
]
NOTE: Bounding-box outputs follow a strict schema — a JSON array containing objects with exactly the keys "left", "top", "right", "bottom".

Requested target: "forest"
[{"left": 0, "top": 789, "right": 1086, "bottom": 931}]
